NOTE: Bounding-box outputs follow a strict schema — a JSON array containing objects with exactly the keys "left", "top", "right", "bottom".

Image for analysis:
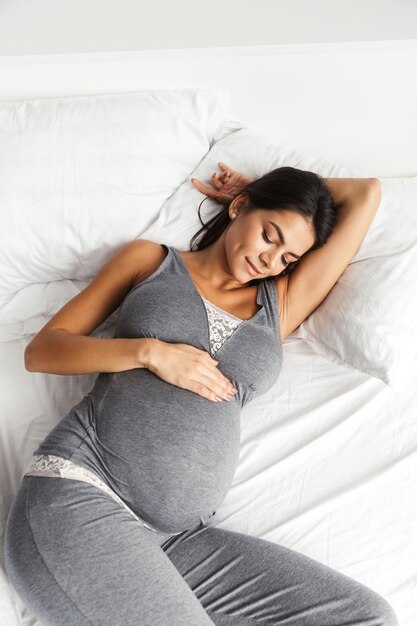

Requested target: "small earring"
[{"left": 230, "top": 213, "right": 237, "bottom": 220}]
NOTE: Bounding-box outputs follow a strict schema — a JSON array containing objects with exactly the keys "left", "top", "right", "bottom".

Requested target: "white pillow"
[
  {"left": 0, "top": 88, "right": 231, "bottom": 302},
  {"left": 147, "top": 126, "right": 417, "bottom": 395},
  {"left": 293, "top": 176, "right": 417, "bottom": 395}
]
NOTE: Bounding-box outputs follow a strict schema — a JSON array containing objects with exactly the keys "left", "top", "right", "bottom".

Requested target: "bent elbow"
[
  {"left": 369, "top": 177, "right": 382, "bottom": 209},
  {"left": 370, "top": 177, "right": 381, "bottom": 191},
  {"left": 24, "top": 343, "right": 37, "bottom": 372}
]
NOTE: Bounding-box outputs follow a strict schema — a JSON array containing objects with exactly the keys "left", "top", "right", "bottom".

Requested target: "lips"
[{"left": 246, "top": 257, "right": 261, "bottom": 276}]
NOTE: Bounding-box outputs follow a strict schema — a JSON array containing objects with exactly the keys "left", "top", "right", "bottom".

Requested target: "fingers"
[
  {"left": 194, "top": 361, "right": 238, "bottom": 402},
  {"left": 216, "top": 165, "right": 231, "bottom": 181},
  {"left": 190, "top": 162, "right": 231, "bottom": 196},
  {"left": 195, "top": 350, "right": 238, "bottom": 400},
  {"left": 176, "top": 345, "right": 238, "bottom": 403},
  {"left": 191, "top": 177, "right": 216, "bottom": 196},
  {"left": 193, "top": 167, "right": 230, "bottom": 189},
  {"left": 218, "top": 161, "right": 233, "bottom": 172},
  {"left": 190, "top": 178, "right": 233, "bottom": 205},
  {"left": 218, "top": 162, "right": 237, "bottom": 179},
  {"left": 205, "top": 370, "right": 237, "bottom": 399},
  {"left": 191, "top": 175, "right": 225, "bottom": 195},
  {"left": 211, "top": 172, "right": 223, "bottom": 189},
  {"left": 218, "top": 170, "right": 231, "bottom": 182},
  {"left": 195, "top": 378, "right": 238, "bottom": 403},
  {"left": 212, "top": 169, "right": 231, "bottom": 187}
]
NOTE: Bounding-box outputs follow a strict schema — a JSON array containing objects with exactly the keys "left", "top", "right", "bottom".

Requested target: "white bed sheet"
[
  {"left": 0, "top": 87, "right": 415, "bottom": 625},
  {"left": 0, "top": 293, "right": 416, "bottom": 625}
]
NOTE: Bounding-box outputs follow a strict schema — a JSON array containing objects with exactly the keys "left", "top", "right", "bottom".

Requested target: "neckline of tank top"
[
  {"left": 200, "top": 296, "right": 244, "bottom": 323},
  {"left": 170, "top": 245, "right": 266, "bottom": 324}
]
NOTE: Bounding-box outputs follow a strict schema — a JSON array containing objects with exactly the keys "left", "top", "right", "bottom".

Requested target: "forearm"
[
  {"left": 24, "top": 329, "right": 155, "bottom": 375},
  {"left": 322, "top": 177, "right": 378, "bottom": 207},
  {"left": 240, "top": 174, "right": 377, "bottom": 208}
]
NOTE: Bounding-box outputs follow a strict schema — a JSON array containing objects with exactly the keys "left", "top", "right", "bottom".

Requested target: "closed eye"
[{"left": 263, "top": 230, "right": 289, "bottom": 266}]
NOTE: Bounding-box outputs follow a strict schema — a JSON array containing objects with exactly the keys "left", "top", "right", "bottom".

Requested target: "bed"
[{"left": 0, "top": 80, "right": 416, "bottom": 626}]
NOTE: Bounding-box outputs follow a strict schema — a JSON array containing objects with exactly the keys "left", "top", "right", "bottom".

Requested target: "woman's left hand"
[{"left": 191, "top": 162, "right": 254, "bottom": 204}]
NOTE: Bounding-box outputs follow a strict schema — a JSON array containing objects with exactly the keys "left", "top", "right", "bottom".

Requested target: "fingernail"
[{"left": 215, "top": 396, "right": 222, "bottom": 402}]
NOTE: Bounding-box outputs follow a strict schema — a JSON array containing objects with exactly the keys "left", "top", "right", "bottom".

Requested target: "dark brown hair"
[{"left": 189, "top": 166, "right": 338, "bottom": 283}]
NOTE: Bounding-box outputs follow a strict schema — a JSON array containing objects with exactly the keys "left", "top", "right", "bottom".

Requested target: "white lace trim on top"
[
  {"left": 201, "top": 298, "right": 244, "bottom": 355},
  {"left": 23, "top": 454, "right": 180, "bottom": 535}
]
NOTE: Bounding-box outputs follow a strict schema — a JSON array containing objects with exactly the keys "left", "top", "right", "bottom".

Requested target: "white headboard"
[{"left": 1, "top": 39, "right": 416, "bottom": 178}]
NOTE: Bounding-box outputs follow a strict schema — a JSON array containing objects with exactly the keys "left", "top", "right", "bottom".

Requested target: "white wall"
[
  {"left": 0, "top": 0, "right": 416, "bottom": 56},
  {"left": 1, "top": 41, "right": 416, "bottom": 178},
  {"left": 0, "top": 1, "right": 416, "bottom": 178}
]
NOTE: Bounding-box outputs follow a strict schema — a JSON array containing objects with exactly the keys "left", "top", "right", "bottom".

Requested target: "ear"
[{"left": 230, "top": 192, "right": 250, "bottom": 214}]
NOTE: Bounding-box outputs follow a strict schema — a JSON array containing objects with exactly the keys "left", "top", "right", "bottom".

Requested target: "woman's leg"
[
  {"left": 4, "top": 476, "right": 215, "bottom": 626},
  {"left": 161, "top": 524, "right": 399, "bottom": 626}
]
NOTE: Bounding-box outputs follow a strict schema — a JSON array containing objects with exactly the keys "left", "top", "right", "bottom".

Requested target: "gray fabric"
[
  {"left": 4, "top": 244, "right": 399, "bottom": 624},
  {"left": 30, "top": 245, "right": 283, "bottom": 533},
  {"left": 5, "top": 476, "right": 398, "bottom": 626}
]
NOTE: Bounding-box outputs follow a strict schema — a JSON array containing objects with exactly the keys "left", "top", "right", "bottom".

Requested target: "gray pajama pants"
[{"left": 4, "top": 476, "right": 398, "bottom": 625}]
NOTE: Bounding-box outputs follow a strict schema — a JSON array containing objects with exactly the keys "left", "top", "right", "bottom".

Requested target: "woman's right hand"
[
  {"left": 191, "top": 162, "right": 255, "bottom": 205},
  {"left": 146, "top": 340, "right": 238, "bottom": 403}
]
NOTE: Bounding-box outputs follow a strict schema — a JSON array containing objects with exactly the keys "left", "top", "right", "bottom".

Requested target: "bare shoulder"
[
  {"left": 131, "top": 239, "right": 169, "bottom": 288},
  {"left": 26, "top": 239, "right": 168, "bottom": 342}
]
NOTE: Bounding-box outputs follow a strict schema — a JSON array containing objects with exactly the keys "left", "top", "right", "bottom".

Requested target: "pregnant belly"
[{"left": 91, "top": 369, "right": 241, "bottom": 533}]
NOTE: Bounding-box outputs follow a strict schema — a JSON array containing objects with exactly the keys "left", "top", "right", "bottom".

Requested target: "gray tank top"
[{"left": 34, "top": 244, "right": 283, "bottom": 533}]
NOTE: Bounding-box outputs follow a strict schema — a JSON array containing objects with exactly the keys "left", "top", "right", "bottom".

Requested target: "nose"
[{"left": 260, "top": 247, "right": 282, "bottom": 272}]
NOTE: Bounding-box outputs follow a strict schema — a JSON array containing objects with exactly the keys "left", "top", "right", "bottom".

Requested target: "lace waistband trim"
[{"left": 23, "top": 454, "right": 181, "bottom": 536}]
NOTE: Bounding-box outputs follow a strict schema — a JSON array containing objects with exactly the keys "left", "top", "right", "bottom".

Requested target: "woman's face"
[{"left": 225, "top": 194, "right": 316, "bottom": 282}]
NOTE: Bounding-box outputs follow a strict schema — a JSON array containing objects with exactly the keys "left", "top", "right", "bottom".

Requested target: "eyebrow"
[{"left": 268, "top": 221, "right": 301, "bottom": 260}]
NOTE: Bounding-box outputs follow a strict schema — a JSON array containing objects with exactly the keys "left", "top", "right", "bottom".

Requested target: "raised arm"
[
  {"left": 277, "top": 177, "right": 382, "bottom": 340},
  {"left": 191, "top": 163, "right": 382, "bottom": 342}
]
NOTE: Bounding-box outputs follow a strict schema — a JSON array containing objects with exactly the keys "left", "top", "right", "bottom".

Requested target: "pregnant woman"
[{"left": 5, "top": 164, "right": 398, "bottom": 625}]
